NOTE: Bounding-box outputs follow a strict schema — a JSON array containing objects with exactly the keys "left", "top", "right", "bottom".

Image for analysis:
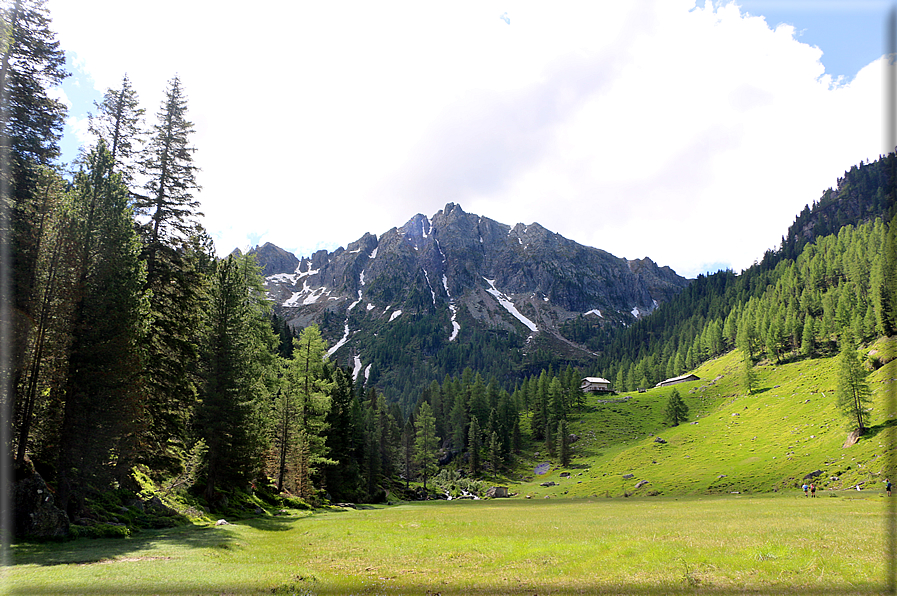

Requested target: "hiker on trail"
[
  {"left": 810, "top": 483, "right": 816, "bottom": 497},
  {"left": 802, "top": 484, "right": 809, "bottom": 497},
  {"left": 886, "top": 479, "right": 892, "bottom": 497}
]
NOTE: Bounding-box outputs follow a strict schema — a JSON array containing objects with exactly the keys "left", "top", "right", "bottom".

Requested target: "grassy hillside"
[{"left": 510, "top": 338, "right": 897, "bottom": 499}]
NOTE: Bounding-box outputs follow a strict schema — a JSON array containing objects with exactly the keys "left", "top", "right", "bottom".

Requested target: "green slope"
[{"left": 512, "top": 338, "right": 897, "bottom": 498}]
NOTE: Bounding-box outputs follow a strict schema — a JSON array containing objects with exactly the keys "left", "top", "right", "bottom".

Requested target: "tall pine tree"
[
  {"left": 55, "top": 142, "right": 146, "bottom": 515},
  {"left": 87, "top": 73, "right": 144, "bottom": 185},
  {"left": 196, "top": 254, "right": 277, "bottom": 504},
  {"left": 135, "top": 75, "right": 208, "bottom": 474},
  {"left": 2, "top": 0, "right": 68, "bottom": 443}
]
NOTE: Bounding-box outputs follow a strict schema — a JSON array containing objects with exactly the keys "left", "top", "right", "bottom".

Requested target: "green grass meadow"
[
  {"left": 517, "top": 340, "right": 897, "bottom": 499},
  {"left": 8, "top": 341, "right": 897, "bottom": 595},
  {"left": 7, "top": 494, "right": 893, "bottom": 595}
]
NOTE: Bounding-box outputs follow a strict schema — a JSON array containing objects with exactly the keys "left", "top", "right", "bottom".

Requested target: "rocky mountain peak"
[
  {"left": 246, "top": 242, "right": 300, "bottom": 276},
  {"left": 256, "top": 204, "right": 691, "bottom": 402}
]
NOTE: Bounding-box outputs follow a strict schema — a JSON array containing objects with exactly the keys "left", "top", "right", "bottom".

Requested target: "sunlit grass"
[
  {"left": 9, "top": 494, "right": 888, "bottom": 595},
  {"left": 513, "top": 341, "right": 897, "bottom": 500}
]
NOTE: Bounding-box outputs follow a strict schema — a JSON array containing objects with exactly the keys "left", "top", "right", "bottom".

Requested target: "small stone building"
[
  {"left": 654, "top": 373, "right": 699, "bottom": 388},
  {"left": 580, "top": 377, "right": 611, "bottom": 393}
]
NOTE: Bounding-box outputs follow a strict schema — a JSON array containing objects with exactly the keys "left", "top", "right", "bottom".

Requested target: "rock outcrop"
[{"left": 14, "top": 461, "right": 69, "bottom": 540}]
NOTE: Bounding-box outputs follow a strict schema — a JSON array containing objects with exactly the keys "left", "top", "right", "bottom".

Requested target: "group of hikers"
[{"left": 801, "top": 478, "right": 892, "bottom": 496}]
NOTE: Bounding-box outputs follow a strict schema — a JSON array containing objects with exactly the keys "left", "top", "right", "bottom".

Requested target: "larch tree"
[
  {"left": 835, "top": 334, "right": 872, "bottom": 435},
  {"left": 282, "top": 325, "right": 333, "bottom": 500},
  {"left": 741, "top": 349, "right": 756, "bottom": 395},
  {"left": 413, "top": 401, "right": 439, "bottom": 492}
]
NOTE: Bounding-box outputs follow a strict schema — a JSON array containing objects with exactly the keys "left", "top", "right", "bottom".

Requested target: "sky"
[{"left": 46, "top": 0, "right": 894, "bottom": 279}]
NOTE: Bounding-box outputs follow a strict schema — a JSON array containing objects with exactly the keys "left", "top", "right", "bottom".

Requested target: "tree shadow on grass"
[
  {"left": 239, "top": 514, "right": 304, "bottom": 532},
  {"left": 862, "top": 417, "right": 897, "bottom": 440},
  {"left": 566, "top": 463, "right": 591, "bottom": 470},
  {"left": 12, "top": 523, "right": 237, "bottom": 567}
]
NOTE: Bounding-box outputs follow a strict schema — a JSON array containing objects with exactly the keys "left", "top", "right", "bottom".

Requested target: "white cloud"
[
  {"left": 47, "top": 0, "right": 886, "bottom": 278},
  {"left": 65, "top": 114, "right": 93, "bottom": 149}
]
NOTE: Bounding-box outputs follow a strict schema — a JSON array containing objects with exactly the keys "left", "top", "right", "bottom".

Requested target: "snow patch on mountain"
[
  {"left": 437, "top": 240, "right": 461, "bottom": 342},
  {"left": 422, "top": 269, "right": 436, "bottom": 305},
  {"left": 268, "top": 264, "right": 319, "bottom": 286},
  {"left": 483, "top": 278, "right": 538, "bottom": 332},
  {"left": 327, "top": 323, "right": 350, "bottom": 358},
  {"left": 448, "top": 304, "right": 460, "bottom": 341},
  {"left": 389, "top": 309, "right": 403, "bottom": 322},
  {"left": 283, "top": 281, "right": 329, "bottom": 307},
  {"left": 585, "top": 309, "right": 603, "bottom": 317},
  {"left": 353, "top": 354, "right": 363, "bottom": 381}
]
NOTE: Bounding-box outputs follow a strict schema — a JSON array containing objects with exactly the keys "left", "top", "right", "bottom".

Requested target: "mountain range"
[{"left": 246, "top": 203, "right": 690, "bottom": 408}]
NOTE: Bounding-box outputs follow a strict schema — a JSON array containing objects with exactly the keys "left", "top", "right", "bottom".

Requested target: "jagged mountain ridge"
[{"left": 253, "top": 203, "right": 690, "bottom": 404}]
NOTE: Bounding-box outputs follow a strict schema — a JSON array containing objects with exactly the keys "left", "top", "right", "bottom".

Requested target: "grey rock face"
[
  {"left": 246, "top": 242, "right": 300, "bottom": 276},
  {"left": 14, "top": 466, "right": 69, "bottom": 540},
  {"left": 256, "top": 203, "right": 691, "bottom": 390}
]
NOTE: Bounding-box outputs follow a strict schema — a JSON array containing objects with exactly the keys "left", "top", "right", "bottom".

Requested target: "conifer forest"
[{"left": 3, "top": 0, "right": 897, "bottom": 541}]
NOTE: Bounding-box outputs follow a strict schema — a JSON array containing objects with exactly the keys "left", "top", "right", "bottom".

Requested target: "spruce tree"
[
  {"left": 2, "top": 0, "right": 68, "bottom": 423},
  {"left": 137, "top": 75, "right": 201, "bottom": 268},
  {"left": 664, "top": 388, "right": 689, "bottom": 427},
  {"left": 878, "top": 218, "right": 897, "bottom": 336},
  {"left": 449, "top": 390, "right": 467, "bottom": 451},
  {"left": 401, "top": 415, "right": 415, "bottom": 490},
  {"left": 196, "top": 254, "right": 277, "bottom": 503},
  {"left": 556, "top": 419, "right": 570, "bottom": 467},
  {"left": 88, "top": 73, "right": 144, "bottom": 185},
  {"left": 271, "top": 384, "right": 295, "bottom": 493},
  {"left": 468, "top": 416, "right": 481, "bottom": 477},
  {"left": 54, "top": 142, "right": 146, "bottom": 514},
  {"left": 488, "top": 431, "right": 502, "bottom": 480},
  {"left": 322, "top": 365, "right": 363, "bottom": 501},
  {"left": 362, "top": 393, "right": 382, "bottom": 500},
  {"left": 12, "top": 166, "right": 69, "bottom": 468},
  {"left": 134, "top": 75, "right": 208, "bottom": 473}
]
